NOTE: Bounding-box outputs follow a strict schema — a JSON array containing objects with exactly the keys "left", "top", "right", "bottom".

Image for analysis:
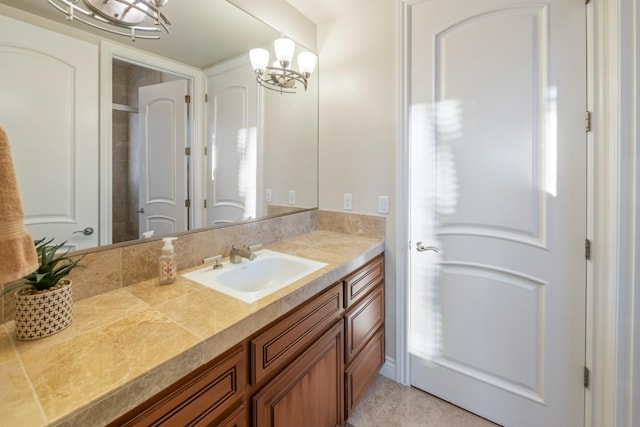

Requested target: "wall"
[{"left": 317, "top": 0, "right": 398, "bottom": 370}]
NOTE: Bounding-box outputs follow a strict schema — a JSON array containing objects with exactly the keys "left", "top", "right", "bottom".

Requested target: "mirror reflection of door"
[
  {"left": 138, "top": 80, "right": 189, "bottom": 238},
  {"left": 0, "top": 15, "right": 99, "bottom": 250},
  {"left": 206, "top": 57, "right": 261, "bottom": 226},
  {"left": 111, "top": 60, "right": 190, "bottom": 243}
]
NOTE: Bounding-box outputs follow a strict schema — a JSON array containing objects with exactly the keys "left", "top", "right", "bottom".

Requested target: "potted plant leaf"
[{"left": 0, "top": 238, "right": 85, "bottom": 340}]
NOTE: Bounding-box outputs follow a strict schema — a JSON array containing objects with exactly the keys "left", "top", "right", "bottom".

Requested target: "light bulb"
[
  {"left": 249, "top": 48, "right": 269, "bottom": 72},
  {"left": 297, "top": 52, "right": 316, "bottom": 75},
  {"left": 274, "top": 38, "right": 295, "bottom": 64}
]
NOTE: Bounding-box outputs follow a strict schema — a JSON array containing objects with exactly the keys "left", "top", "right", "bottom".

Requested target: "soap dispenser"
[{"left": 159, "top": 237, "right": 178, "bottom": 285}]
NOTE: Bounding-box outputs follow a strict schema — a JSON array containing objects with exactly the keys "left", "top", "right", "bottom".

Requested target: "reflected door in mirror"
[
  {"left": 206, "top": 58, "right": 262, "bottom": 226},
  {"left": 0, "top": 16, "right": 99, "bottom": 250},
  {"left": 138, "top": 80, "right": 189, "bottom": 237}
]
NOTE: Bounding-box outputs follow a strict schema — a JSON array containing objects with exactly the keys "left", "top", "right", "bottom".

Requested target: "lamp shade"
[
  {"left": 274, "top": 38, "right": 295, "bottom": 63},
  {"left": 297, "top": 52, "right": 317, "bottom": 75},
  {"left": 249, "top": 48, "right": 270, "bottom": 72}
]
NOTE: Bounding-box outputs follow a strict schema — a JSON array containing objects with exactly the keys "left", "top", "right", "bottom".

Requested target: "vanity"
[
  {"left": 111, "top": 252, "right": 384, "bottom": 427},
  {"left": 0, "top": 229, "right": 384, "bottom": 426}
]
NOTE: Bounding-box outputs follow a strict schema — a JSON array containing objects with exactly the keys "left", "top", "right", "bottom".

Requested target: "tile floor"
[{"left": 347, "top": 375, "right": 500, "bottom": 427}]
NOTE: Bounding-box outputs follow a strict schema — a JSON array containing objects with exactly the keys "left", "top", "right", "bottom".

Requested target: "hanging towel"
[{"left": 0, "top": 126, "right": 38, "bottom": 284}]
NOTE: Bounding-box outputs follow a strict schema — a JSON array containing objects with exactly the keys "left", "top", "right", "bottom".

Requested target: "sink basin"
[{"left": 181, "top": 249, "right": 328, "bottom": 303}]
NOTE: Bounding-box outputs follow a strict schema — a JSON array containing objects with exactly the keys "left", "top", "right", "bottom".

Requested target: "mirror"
[{"left": 0, "top": 0, "right": 318, "bottom": 251}]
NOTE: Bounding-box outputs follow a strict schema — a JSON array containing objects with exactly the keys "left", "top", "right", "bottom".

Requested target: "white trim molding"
[{"left": 590, "top": 0, "right": 639, "bottom": 425}]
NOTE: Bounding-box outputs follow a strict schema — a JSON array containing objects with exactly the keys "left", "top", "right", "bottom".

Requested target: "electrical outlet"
[
  {"left": 266, "top": 189, "right": 272, "bottom": 203},
  {"left": 378, "top": 196, "right": 389, "bottom": 214},
  {"left": 289, "top": 190, "right": 296, "bottom": 205},
  {"left": 344, "top": 193, "right": 353, "bottom": 210}
]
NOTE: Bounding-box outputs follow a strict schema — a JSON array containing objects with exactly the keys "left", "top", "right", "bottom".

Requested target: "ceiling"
[
  {"left": 0, "top": 0, "right": 280, "bottom": 69},
  {"left": 284, "top": 0, "right": 379, "bottom": 24}
]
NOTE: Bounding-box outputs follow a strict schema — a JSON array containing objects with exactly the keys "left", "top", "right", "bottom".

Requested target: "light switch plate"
[
  {"left": 344, "top": 193, "right": 353, "bottom": 210},
  {"left": 378, "top": 196, "right": 389, "bottom": 214}
]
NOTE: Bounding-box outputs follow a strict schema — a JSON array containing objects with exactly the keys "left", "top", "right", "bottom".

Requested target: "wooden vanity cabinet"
[
  {"left": 109, "top": 344, "right": 248, "bottom": 427},
  {"left": 252, "top": 321, "right": 344, "bottom": 427},
  {"left": 343, "top": 255, "right": 385, "bottom": 420}
]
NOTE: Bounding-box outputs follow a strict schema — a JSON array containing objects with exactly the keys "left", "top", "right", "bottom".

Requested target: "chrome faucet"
[{"left": 230, "top": 244, "right": 261, "bottom": 264}]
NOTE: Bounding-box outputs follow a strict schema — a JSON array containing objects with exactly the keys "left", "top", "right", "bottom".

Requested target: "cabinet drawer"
[
  {"left": 217, "top": 403, "right": 248, "bottom": 427},
  {"left": 345, "top": 285, "right": 384, "bottom": 364},
  {"left": 344, "top": 326, "right": 384, "bottom": 419},
  {"left": 113, "top": 345, "right": 247, "bottom": 427},
  {"left": 344, "top": 256, "right": 384, "bottom": 308},
  {"left": 251, "top": 282, "right": 343, "bottom": 385}
]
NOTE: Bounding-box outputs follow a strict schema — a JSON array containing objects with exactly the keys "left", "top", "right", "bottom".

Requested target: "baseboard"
[{"left": 379, "top": 356, "right": 396, "bottom": 380}]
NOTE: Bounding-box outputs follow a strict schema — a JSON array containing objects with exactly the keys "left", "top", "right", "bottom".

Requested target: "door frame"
[
  {"left": 395, "top": 0, "right": 638, "bottom": 426},
  {"left": 98, "top": 41, "right": 205, "bottom": 245}
]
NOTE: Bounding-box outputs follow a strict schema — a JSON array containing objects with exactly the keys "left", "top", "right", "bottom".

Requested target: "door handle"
[
  {"left": 416, "top": 241, "right": 439, "bottom": 252},
  {"left": 73, "top": 227, "right": 94, "bottom": 236},
  {"left": 136, "top": 208, "right": 145, "bottom": 214}
]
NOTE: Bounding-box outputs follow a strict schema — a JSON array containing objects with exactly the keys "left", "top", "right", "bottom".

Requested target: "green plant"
[{"left": 0, "top": 238, "right": 85, "bottom": 297}]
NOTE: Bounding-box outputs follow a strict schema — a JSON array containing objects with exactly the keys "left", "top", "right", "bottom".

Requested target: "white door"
[
  {"left": 206, "top": 59, "right": 259, "bottom": 226},
  {"left": 138, "top": 80, "right": 189, "bottom": 237},
  {"left": 408, "top": 1, "right": 587, "bottom": 426},
  {"left": 0, "top": 16, "right": 99, "bottom": 250}
]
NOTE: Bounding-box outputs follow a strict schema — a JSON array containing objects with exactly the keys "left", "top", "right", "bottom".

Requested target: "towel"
[{"left": 0, "top": 127, "right": 38, "bottom": 284}]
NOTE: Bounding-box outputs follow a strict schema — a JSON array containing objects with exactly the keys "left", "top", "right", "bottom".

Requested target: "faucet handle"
[
  {"left": 203, "top": 255, "right": 223, "bottom": 269},
  {"left": 248, "top": 243, "right": 262, "bottom": 252}
]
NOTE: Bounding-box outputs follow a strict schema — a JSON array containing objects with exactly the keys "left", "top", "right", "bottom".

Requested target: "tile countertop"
[{"left": 0, "top": 230, "right": 384, "bottom": 427}]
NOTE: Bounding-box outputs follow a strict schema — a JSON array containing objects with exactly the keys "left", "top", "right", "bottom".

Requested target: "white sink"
[{"left": 182, "top": 249, "right": 328, "bottom": 303}]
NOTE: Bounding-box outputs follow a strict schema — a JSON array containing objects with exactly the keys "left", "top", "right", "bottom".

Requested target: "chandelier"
[
  {"left": 249, "top": 38, "right": 317, "bottom": 94},
  {"left": 47, "top": 0, "right": 171, "bottom": 41}
]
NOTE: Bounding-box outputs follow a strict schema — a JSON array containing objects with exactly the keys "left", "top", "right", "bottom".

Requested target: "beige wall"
[{"left": 318, "top": 0, "right": 398, "bottom": 367}]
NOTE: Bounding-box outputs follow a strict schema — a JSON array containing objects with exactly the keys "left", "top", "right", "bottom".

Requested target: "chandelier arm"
[
  {"left": 255, "top": 76, "right": 298, "bottom": 94},
  {"left": 48, "top": 1, "right": 161, "bottom": 39},
  {"left": 47, "top": 0, "right": 169, "bottom": 39}
]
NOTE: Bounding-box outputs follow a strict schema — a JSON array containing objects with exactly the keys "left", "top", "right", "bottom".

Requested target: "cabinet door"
[
  {"left": 345, "top": 285, "right": 384, "bottom": 364},
  {"left": 253, "top": 320, "right": 344, "bottom": 427},
  {"left": 344, "top": 326, "right": 385, "bottom": 419}
]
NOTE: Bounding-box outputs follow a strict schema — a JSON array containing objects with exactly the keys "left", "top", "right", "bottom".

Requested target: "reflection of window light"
[
  {"left": 236, "top": 127, "right": 257, "bottom": 220},
  {"left": 544, "top": 87, "right": 558, "bottom": 197},
  {"left": 210, "top": 132, "right": 216, "bottom": 181}
]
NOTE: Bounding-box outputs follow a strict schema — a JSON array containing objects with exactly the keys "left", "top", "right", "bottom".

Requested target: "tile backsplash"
[{"left": 1, "top": 209, "right": 385, "bottom": 324}]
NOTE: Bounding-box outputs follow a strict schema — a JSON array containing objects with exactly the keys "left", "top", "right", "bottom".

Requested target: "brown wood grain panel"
[
  {"left": 344, "top": 326, "right": 384, "bottom": 419},
  {"left": 345, "top": 285, "right": 384, "bottom": 365},
  {"left": 251, "top": 283, "right": 343, "bottom": 385},
  {"left": 253, "top": 321, "right": 344, "bottom": 427},
  {"left": 344, "top": 255, "right": 384, "bottom": 308},
  {"left": 110, "top": 345, "right": 247, "bottom": 427},
  {"left": 216, "top": 403, "right": 249, "bottom": 427}
]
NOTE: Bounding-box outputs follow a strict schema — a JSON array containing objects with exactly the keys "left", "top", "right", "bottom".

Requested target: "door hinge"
[
  {"left": 185, "top": 199, "right": 191, "bottom": 208},
  {"left": 585, "top": 239, "right": 591, "bottom": 260},
  {"left": 585, "top": 0, "right": 591, "bottom": 4},
  {"left": 184, "top": 147, "right": 191, "bottom": 156},
  {"left": 205, "top": 93, "right": 208, "bottom": 102},
  {"left": 204, "top": 199, "right": 207, "bottom": 209},
  {"left": 584, "top": 366, "right": 590, "bottom": 388},
  {"left": 204, "top": 146, "right": 208, "bottom": 156},
  {"left": 185, "top": 95, "right": 191, "bottom": 104},
  {"left": 585, "top": 111, "right": 592, "bottom": 132}
]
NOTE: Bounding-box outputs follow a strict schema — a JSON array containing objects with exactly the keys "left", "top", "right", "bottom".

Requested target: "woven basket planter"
[{"left": 14, "top": 279, "right": 73, "bottom": 340}]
